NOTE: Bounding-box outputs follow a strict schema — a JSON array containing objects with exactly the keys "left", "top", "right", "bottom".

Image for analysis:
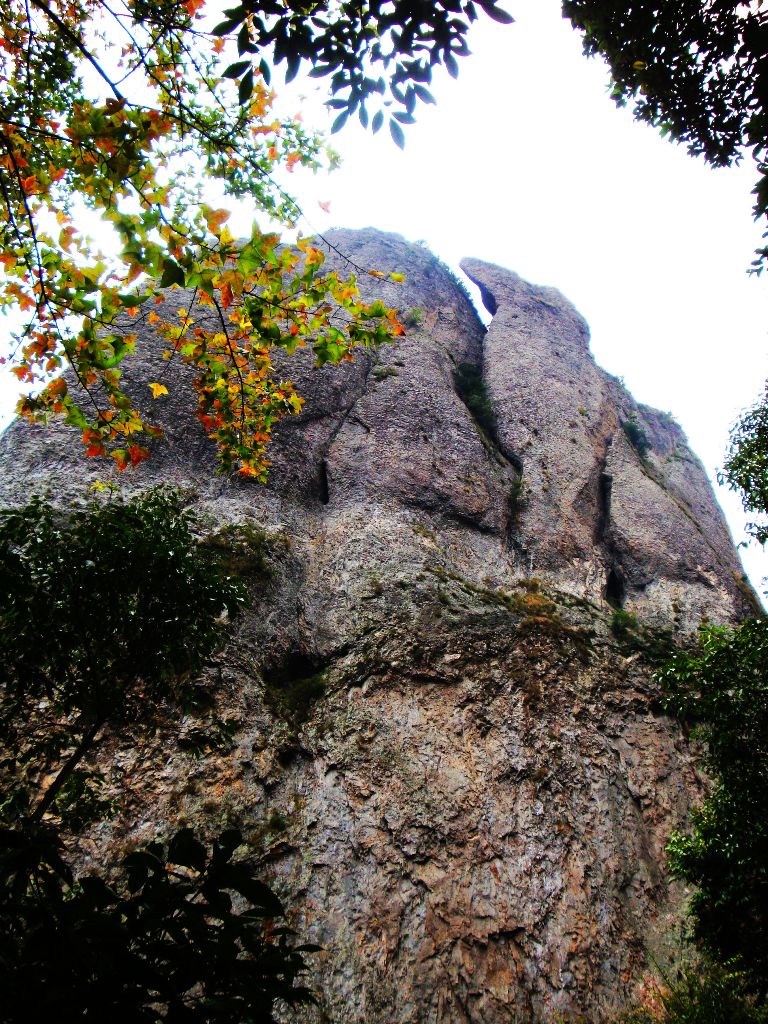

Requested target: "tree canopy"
[
  {"left": 0, "top": 0, "right": 512, "bottom": 477},
  {"left": 563, "top": 0, "right": 768, "bottom": 271},
  {"left": 0, "top": 488, "right": 318, "bottom": 1021},
  {"left": 659, "top": 621, "right": 768, "bottom": 997}
]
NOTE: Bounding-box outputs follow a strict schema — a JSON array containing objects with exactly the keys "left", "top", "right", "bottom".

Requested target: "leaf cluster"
[
  {"left": 0, "top": 488, "right": 246, "bottom": 724},
  {"left": 0, "top": 488, "right": 247, "bottom": 828},
  {"left": 658, "top": 620, "right": 768, "bottom": 996},
  {"left": 563, "top": 0, "right": 768, "bottom": 271},
  {"left": 0, "top": 0, "right": 406, "bottom": 476},
  {"left": 622, "top": 413, "right": 652, "bottom": 459},
  {"left": 0, "top": 488, "right": 318, "bottom": 1018},
  {"left": 722, "top": 390, "right": 768, "bottom": 545},
  {"left": 621, "top": 960, "right": 768, "bottom": 1024},
  {"left": 0, "top": 825, "right": 318, "bottom": 1023},
  {"left": 215, "top": 0, "right": 513, "bottom": 148}
]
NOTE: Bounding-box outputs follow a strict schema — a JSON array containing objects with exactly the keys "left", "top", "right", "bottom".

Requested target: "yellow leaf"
[
  {"left": 204, "top": 207, "right": 230, "bottom": 233},
  {"left": 389, "top": 272, "right": 406, "bottom": 283},
  {"left": 149, "top": 382, "right": 169, "bottom": 398}
]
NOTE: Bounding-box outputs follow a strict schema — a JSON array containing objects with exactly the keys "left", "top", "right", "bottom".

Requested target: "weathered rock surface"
[{"left": 0, "top": 228, "right": 758, "bottom": 1022}]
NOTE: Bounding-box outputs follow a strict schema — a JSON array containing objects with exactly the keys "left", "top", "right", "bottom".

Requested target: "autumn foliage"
[{"left": 0, "top": 0, "right": 405, "bottom": 477}]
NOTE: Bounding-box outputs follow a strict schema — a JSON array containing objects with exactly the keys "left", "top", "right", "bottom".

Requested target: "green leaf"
[
  {"left": 168, "top": 828, "right": 207, "bottom": 872},
  {"left": 238, "top": 68, "right": 254, "bottom": 105},
  {"left": 159, "top": 259, "right": 186, "bottom": 288},
  {"left": 223, "top": 60, "right": 251, "bottom": 79},
  {"left": 331, "top": 110, "right": 349, "bottom": 134},
  {"left": 389, "top": 118, "right": 405, "bottom": 148},
  {"left": 476, "top": 0, "right": 514, "bottom": 23}
]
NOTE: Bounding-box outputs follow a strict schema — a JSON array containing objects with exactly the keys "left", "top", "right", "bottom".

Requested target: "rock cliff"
[{"left": 0, "top": 229, "right": 758, "bottom": 1022}]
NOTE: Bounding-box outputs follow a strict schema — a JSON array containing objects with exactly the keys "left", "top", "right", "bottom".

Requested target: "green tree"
[
  {"left": 657, "top": 620, "right": 768, "bottom": 997},
  {"left": 0, "top": 0, "right": 511, "bottom": 477},
  {"left": 0, "top": 488, "right": 246, "bottom": 826},
  {"left": 0, "top": 488, "right": 317, "bottom": 1020},
  {"left": 722, "top": 390, "right": 768, "bottom": 546},
  {"left": 563, "top": 0, "right": 768, "bottom": 271}
]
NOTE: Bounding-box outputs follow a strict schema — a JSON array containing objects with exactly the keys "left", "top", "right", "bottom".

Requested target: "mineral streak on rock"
[{"left": 0, "top": 229, "right": 759, "bottom": 1022}]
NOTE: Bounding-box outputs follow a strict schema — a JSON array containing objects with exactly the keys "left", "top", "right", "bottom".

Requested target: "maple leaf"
[
  {"left": 129, "top": 445, "right": 150, "bottom": 467},
  {"left": 111, "top": 448, "right": 129, "bottom": 470},
  {"left": 204, "top": 207, "right": 230, "bottom": 233},
  {"left": 149, "top": 382, "right": 169, "bottom": 398}
]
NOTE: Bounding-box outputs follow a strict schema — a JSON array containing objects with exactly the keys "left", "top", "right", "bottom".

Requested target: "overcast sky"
[{"left": 2, "top": 0, "right": 767, "bottom": 594}]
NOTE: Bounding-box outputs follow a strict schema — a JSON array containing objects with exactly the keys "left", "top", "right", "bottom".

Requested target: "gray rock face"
[
  {"left": 460, "top": 257, "right": 757, "bottom": 628},
  {"left": 0, "top": 229, "right": 758, "bottom": 1021}
]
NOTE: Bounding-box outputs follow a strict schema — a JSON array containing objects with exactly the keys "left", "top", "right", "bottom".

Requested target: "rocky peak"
[{"left": 0, "top": 228, "right": 759, "bottom": 1022}]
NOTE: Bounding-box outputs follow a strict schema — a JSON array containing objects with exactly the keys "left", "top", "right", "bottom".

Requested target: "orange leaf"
[
  {"left": 128, "top": 444, "right": 150, "bottom": 467},
  {"left": 111, "top": 448, "right": 129, "bottom": 470},
  {"left": 219, "top": 282, "right": 233, "bottom": 309},
  {"left": 204, "top": 208, "right": 230, "bottom": 233}
]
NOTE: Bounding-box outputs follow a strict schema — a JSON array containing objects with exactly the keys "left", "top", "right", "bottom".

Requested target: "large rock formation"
[{"left": 0, "top": 229, "right": 758, "bottom": 1022}]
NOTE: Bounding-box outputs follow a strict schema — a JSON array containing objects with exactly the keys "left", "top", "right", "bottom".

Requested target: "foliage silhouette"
[
  {"left": 0, "top": 824, "right": 318, "bottom": 1023},
  {"left": 658, "top": 620, "right": 768, "bottom": 998},
  {"left": 0, "top": 488, "right": 317, "bottom": 1019},
  {"left": 564, "top": 0, "right": 768, "bottom": 272}
]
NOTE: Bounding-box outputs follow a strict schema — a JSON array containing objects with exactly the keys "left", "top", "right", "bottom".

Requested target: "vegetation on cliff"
[
  {"left": 0, "top": 489, "right": 316, "bottom": 1021},
  {"left": 0, "top": 0, "right": 525, "bottom": 477},
  {"left": 660, "top": 622, "right": 768, "bottom": 1000}
]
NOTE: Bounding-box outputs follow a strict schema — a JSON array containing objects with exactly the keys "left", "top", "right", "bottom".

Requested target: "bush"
[
  {"left": 620, "top": 962, "right": 768, "bottom": 1024},
  {"left": 454, "top": 362, "right": 496, "bottom": 438},
  {"left": 622, "top": 414, "right": 652, "bottom": 458},
  {"left": 658, "top": 621, "right": 768, "bottom": 997},
  {"left": 611, "top": 608, "right": 639, "bottom": 637},
  {"left": 0, "top": 826, "right": 317, "bottom": 1024}
]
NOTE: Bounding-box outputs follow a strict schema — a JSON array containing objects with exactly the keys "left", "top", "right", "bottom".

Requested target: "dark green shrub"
[
  {"left": 0, "top": 490, "right": 318, "bottom": 1020},
  {"left": 659, "top": 621, "right": 768, "bottom": 997},
  {"left": 454, "top": 362, "right": 496, "bottom": 438},
  {"left": 404, "top": 306, "right": 424, "bottom": 328},
  {"left": 0, "top": 826, "right": 317, "bottom": 1023},
  {"left": 611, "top": 608, "right": 639, "bottom": 637},
  {"left": 618, "top": 961, "right": 768, "bottom": 1024},
  {"left": 0, "top": 488, "right": 248, "bottom": 829},
  {"left": 622, "top": 414, "right": 652, "bottom": 458}
]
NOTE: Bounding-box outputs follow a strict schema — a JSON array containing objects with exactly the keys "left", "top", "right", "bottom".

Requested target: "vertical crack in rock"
[
  {"left": 594, "top": 437, "right": 627, "bottom": 607},
  {"left": 318, "top": 459, "right": 330, "bottom": 505}
]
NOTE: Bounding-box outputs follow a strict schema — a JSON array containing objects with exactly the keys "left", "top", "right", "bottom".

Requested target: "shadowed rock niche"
[{"left": 0, "top": 228, "right": 759, "bottom": 1023}]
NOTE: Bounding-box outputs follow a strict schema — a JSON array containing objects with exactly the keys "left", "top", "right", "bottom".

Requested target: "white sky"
[{"left": 2, "top": 0, "right": 767, "bottom": 595}]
